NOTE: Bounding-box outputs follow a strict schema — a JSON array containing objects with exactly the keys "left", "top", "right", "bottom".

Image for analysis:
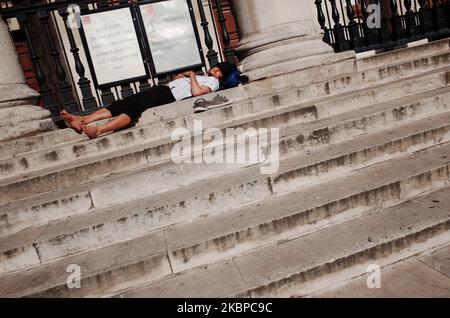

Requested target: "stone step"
[
  {"left": 164, "top": 143, "right": 450, "bottom": 274},
  {"left": 1, "top": 134, "right": 449, "bottom": 297},
  {"left": 22, "top": 182, "right": 450, "bottom": 298},
  {"left": 1, "top": 66, "right": 449, "bottom": 199},
  {"left": 1, "top": 43, "right": 449, "bottom": 162},
  {"left": 3, "top": 104, "right": 450, "bottom": 244},
  {"left": 2, "top": 109, "right": 448, "bottom": 256},
  {"left": 0, "top": 105, "right": 52, "bottom": 126},
  {"left": 0, "top": 82, "right": 449, "bottom": 211},
  {"left": 0, "top": 231, "right": 170, "bottom": 298},
  {"left": 355, "top": 38, "right": 450, "bottom": 71},
  {"left": 0, "top": 87, "right": 245, "bottom": 162},
  {"left": 0, "top": 128, "right": 79, "bottom": 161},
  {"left": 244, "top": 36, "right": 447, "bottom": 81},
  {"left": 25, "top": 141, "right": 450, "bottom": 269},
  {"left": 2, "top": 86, "right": 450, "bottom": 245},
  {"left": 1, "top": 118, "right": 55, "bottom": 145},
  {"left": 111, "top": 189, "right": 450, "bottom": 298},
  {"left": 3, "top": 61, "right": 448, "bottom": 181},
  {"left": 1, "top": 38, "right": 448, "bottom": 300},
  {"left": 247, "top": 47, "right": 450, "bottom": 98}
]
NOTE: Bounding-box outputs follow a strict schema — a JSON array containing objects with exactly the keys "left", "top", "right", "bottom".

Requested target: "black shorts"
[{"left": 105, "top": 85, "right": 176, "bottom": 123}]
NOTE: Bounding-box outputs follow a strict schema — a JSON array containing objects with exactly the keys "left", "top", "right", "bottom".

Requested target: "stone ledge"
[
  {"left": 0, "top": 118, "right": 56, "bottom": 143},
  {"left": 0, "top": 84, "right": 40, "bottom": 106}
]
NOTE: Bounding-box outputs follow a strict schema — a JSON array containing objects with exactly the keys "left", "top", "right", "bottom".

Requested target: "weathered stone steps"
[
  {"left": 3, "top": 106, "right": 450, "bottom": 248},
  {"left": 164, "top": 144, "right": 450, "bottom": 273},
  {"left": 0, "top": 135, "right": 449, "bottom": 297},
  {"left": 27, "top": 185, "right": 450, "bottom": 298},
  {"left": 0, "top": 40, "right": 448, "bottom": 162},
  {"left": 112, "top": 189, "right": 450, "bottom": 298},
  {"left": 355, "top": 38, "right": 450, "bottom": 71},
  {"left": 1, "top": 39, "right": 450, "bottom": 298},
  {"left": 1, "top": 74, "right": 449, "bottom": 207},
  {"left": 2, "top": 63, "right": 449, "bottom": 181},
  {"left": 0, "top": 231, "right": 169, "bottom": 298},
  {"left": 1, "top": 86, "right": 450, "bottom": 244}
]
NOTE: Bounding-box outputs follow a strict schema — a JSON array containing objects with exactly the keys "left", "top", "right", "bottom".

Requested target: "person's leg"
[
  {"left": 81, "top": 113, "right": 132, "bottom": 139},
  {"left": 61, "top": 108, "right": 113, "bottom": 124},
  {"left": 80, "top": 108, "right": 113, "bottom": 124},
  {"left": 68, "top": 85, "right": 174, "bottom": 138},
  {"left": 61, "top": 108, "right": 113, "bottom": 133}
]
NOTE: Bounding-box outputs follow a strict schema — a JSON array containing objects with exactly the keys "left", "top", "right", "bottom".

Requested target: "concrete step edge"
[
  {"left": 1, "top": 141, "right": 448, "bottom": 288},
  {"left": 11, "top": 177, "right": 450, "bottom": 298},
  {"left": 2, "top": 49, "right": 450, "bottom": 161},
  {"left": 1, "top": 70, "right": 449, "bottom": 191},
  {"left": 1, "top": 85, "right": 450, "bottom": 214},
  {"left": 3, "top": 109, "right": 450, "bottom": 248},
  {"left": 109, "top": 193, "right": 450, "bottom": 298}
]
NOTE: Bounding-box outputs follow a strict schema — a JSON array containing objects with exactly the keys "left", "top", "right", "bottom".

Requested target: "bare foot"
[
  {"left": 60, "top": 110, "right": 83, "bottom": 123},
  {"left": 81, "top": 123, "right": 100, "bottom": 139},
  {"left": 61, "top": 110, "right": 83, "bottom": 134},
  {"left": 70, "top": 120, "right": 84, "bottom": 134}
]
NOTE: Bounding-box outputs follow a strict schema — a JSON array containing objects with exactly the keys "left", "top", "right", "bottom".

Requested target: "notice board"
[
  {"left": 138, "top": 0, "right": 204, "bottom": 76},
  {"left": 80, "top": 7, "right": 149, "bottom": 87}
]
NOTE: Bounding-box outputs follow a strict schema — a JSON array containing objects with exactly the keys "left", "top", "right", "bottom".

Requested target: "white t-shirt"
[{"left": 168, "top": 75, "right": 220, "bottom": 101}]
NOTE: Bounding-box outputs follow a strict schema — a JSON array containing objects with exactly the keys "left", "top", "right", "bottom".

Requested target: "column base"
[
  {"left": 0, "top": 84, "right": 55, "bottom": 142},
  {"left": 237, "top": 27, "right": 346, "bottom": 81},
  {"left": 238, "top": 32, "right": 339, "bottom": 81},
  {"left": 0, "top": 83, "right": 40, "bottom": 106}
]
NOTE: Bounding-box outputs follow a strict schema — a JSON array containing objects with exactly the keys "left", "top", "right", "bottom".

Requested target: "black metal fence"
[
  {"left": 0, "top": 0, "right": 236, "bottom": 125},
  {"left": 315, "top": 0, "right": 450, "bottom": 53}
]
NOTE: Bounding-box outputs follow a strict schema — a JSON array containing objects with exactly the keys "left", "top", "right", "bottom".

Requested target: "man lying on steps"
[{"left": 61, "top": 62, "right": 238, "bottom": 139}]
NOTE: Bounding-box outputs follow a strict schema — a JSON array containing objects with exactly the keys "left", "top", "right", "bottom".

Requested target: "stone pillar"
[
  {"left": 231, "top": 0, "right": 348, "bottom": 80},
  {"left": 0, "top": 14, "right": 54, "bottom": 142}
]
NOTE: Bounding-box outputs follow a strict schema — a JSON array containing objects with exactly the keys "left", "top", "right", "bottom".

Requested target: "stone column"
[
  {"left": 0, "top": 14, "right": 54, "bottom": 143},
  {"left": 231, "top": 0, "right": 349, "bottom": 80}
]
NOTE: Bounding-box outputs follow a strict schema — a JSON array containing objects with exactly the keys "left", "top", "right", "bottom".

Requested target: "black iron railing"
[
  {"left": 0, "top": 0, "right": 237, "bottom": 125},
  {"left": 315, "top": 0, "right": 450, "bottom": 53}
]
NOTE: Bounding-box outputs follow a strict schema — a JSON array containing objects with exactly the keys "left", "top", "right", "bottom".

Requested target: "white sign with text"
[
  {"left": 140, "top": 0, "right": 202, "bottom": 74},
  {"left": 81, "top": 8, "right": 147, "bottom": 86}
]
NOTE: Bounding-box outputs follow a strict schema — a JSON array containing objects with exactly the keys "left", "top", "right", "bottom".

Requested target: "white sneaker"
[
  {"left": 193, "top": 94, "right": 233, "bottom": 113},
  {"left": 208, "top": 94, "right": 233, "bottom": 109}
]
